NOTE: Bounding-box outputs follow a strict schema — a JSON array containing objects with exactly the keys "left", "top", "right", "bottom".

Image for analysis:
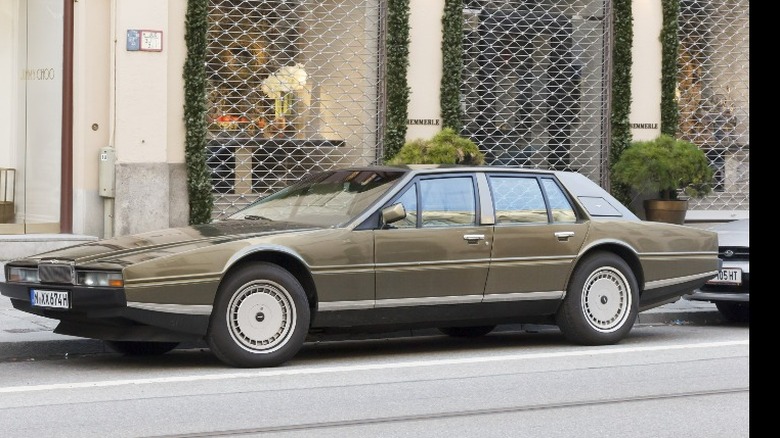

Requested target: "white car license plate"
[
  {"left": 707, "top": 268, "right": 742, "bottom": 285},
  {"left": 30, "top": 289, "right": 70, "bottom": 309}
]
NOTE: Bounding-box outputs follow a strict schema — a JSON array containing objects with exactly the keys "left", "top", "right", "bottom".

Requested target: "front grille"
[
  {"left": 719, "top": 246, "right": 749, "bottom": 262},
  {"left": 38, "top": 263, "right": 75, "bottom": 284}
]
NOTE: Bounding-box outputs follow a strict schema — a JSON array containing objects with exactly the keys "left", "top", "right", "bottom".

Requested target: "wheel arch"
[
  {"left": 220, "top": 249, "right": 318, "bottom": 315},
  {"left": 571, "top": 242, "right": 645, "bottom": 295}
]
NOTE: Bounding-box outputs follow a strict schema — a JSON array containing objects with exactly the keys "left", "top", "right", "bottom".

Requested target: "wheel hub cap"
[
  {"left": 228, "top": 280, "right": 295, "bottom": 353},
  {"left": 582, "top": 268, "right": 631, "bottom": 332}
]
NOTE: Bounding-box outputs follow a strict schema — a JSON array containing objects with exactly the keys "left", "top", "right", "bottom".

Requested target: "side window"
[
  {"left": 420, "top": 177, "right": 476, "bottom": 227},
  {"left": 393, "top": 184, "right": 418, "bottom": 228},
  {"left": 541, "top": 178, "right": 577, "bottom": 223},
  {"left": 490, "top": 176, "right": 548, "bottom": 224}
]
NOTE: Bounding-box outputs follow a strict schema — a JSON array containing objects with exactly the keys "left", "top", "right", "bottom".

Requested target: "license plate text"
[
  {"left": 30, "top": 289, "right": 70, "bottom": 309},
  {"left": 707, "top": 268, "right": 742, "bottom": 285}
]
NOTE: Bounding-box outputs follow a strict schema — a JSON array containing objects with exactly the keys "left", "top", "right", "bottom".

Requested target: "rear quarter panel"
[{"left": 584, "top": 220, "right": 719, "bottom": 286}]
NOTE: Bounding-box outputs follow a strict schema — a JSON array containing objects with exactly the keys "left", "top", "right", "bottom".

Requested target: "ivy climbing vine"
[
  {"left": 383, "top": 0, "right": 411, "bottom": 162},
  {"left": 440, "top": 0, "right": 464, "bottom": 132},
  {"left": 610, "top": 0, "right": 633, "bottom": 206},
  {"left": 183, "top": 0, "right": 213, "bottom": 224}
]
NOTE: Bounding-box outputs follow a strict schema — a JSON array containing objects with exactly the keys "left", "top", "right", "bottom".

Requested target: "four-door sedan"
[
  {"left": 0, "top": 166, "right": 720, "bottom": 367},
  {"left": 685, "top": 218, "right": 749, "bottom": 322}
]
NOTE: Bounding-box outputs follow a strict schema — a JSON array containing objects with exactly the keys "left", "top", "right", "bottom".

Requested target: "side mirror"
[{"left": 381, "top": 203, "right": 407, "bottom": 225}]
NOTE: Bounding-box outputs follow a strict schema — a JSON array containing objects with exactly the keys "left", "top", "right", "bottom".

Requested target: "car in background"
[
  {"left": 686, "top": 218, "right": 749, "bottom": 322},
  {"left": 0, "top": 166, "right": 720, "bottom": 367}
]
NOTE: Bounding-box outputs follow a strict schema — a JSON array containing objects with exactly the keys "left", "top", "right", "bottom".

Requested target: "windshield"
[{"left": 227, "top": 169, "right": 406, "bottom": 227}]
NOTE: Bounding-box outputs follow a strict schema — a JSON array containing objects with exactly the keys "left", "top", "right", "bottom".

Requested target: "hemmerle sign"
[
  {"left": 630, "top": 122, "right": 658, "bottom": 129},
  {"left": 407, "top": 118, "right": 440, "bottom": 126}
]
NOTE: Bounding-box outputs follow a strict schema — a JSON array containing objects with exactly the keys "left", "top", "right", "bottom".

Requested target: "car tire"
[
  {"left": 438, "top": 326, "right": 496, "bottom": 337},
  {"left": 715, "top": 302, "right": 749, "bottom": 323},
  {"left": 555, "top": 251, "right": 638, "bottom": 345},
  {"left": 105, "top": 340, "right": 179, "bottom": 356},
  {"left": 207, "top": 263, "right": 310, "bottom": 368}
]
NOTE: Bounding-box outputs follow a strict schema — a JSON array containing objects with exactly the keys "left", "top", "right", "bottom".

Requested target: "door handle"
[
  {"left": 554, "top": 231, "right": 575, "bottom": 242},
  {"left": 463, "top": 234, "right": 485, "bottom": 244}
]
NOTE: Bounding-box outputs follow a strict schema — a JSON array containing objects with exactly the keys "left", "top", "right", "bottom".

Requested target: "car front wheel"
[
  {"left": 555, "top": 252, "right": 638, "bottom": 345},
  {"left": 207, "top": 263, "right": 310, "bottom": 368}
]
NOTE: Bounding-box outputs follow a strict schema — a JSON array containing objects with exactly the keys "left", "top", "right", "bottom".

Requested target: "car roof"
[
  {"left": 392, "top": 164, "right": 557, "bottom": 176},
  {"left": 341, "top": 165, "right": 639, "bottom": 221}
]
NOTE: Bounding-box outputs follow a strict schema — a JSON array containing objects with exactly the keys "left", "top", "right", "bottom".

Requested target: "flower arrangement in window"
[
  {"left": 261, "top": 64, "right": 308, "bottom": 136},
  {"left": 214, "top": 114, "right": 250, "bottom": 130}
]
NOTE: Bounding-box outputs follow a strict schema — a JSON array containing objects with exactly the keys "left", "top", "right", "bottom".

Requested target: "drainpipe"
[{"left": 101, "top": 0, "right": 119, "bottom": 238}]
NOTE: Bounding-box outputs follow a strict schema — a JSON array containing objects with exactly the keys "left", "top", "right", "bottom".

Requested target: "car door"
[
  {"left": 374, "top": 174, "right": 493, "bottom": 305},
  {"left": 484, "top": 174, "right": 588, "bottom": 302}
]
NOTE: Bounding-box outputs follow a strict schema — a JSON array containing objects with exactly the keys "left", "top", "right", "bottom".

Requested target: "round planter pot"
[{"left": 643, "top": 199, "right": 688, "bottom": 224}]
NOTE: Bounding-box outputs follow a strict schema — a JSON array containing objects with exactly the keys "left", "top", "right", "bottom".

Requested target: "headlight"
[
  {"left": 7, "top": 267, "right": 40, "bottom": 283},
  {"left": 76, "top": 271, "right": 124, "bottom": 287}
]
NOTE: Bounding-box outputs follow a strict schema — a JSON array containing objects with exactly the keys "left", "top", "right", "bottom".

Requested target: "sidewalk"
[{"left": 0, "top": 262, "right": 722, "bottom": 362}]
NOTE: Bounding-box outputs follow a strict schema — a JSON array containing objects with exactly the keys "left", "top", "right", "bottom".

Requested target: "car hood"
[
  {"left": 16, "top": 220, "right": 321, "bottom": 268},
  {"left": 709, "top": 219, "right": 749, "bottom": 247}
]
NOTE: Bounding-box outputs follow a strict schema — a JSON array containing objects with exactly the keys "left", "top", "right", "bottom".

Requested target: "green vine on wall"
[
  {"left": 660, "top": 0, "right": 680, "bottom": 136},
  {"left": 183, "top": 0, "right": 213, "bottom": 224},
  {"left": 440, "top": 0, "right": 464, "bottom": 132},
  {"left": 383, "top": 0, "right": 411, "bottom": 162},
  {"left": 610, "top": 0, "right": 633, "bottom": 206}
]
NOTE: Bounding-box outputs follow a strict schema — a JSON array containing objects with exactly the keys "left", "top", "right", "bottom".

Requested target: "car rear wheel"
[
  {"left": 105, "top": 340, "right": 179, "bottom": 356},
  {"left": 555, "top": 251, "right": 638, "bottom": 345},
  {"left": 438, "top": 326, "right": 496, "bottom": 337},
  {"left": 207, "top": 263, "right": 310, "bottom": 368},
  {"left": 715, "top": 302, "right": 749, "bottom": 323}
]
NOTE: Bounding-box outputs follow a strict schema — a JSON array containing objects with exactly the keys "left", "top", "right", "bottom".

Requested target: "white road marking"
[{"left": 0, "top": 340, "right": 748, "bottom": 394}]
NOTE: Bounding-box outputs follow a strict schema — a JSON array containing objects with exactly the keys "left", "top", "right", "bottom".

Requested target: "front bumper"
[
  {"left": 686, "top": 290, "right": 749, "bottom": 303},
  {"left": 0, "top": 281, "right": 126, "bottom": 315},
  {"left": 685, "top": 265, "right": 749, "bottom": 304},
  {"left": 0, "top": 282, "right": 208, "bottom": 340}
]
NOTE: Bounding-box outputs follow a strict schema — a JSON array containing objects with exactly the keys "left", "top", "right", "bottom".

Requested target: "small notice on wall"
[{"left": 126, "top": 29, "right": 163, "bottom": 52}]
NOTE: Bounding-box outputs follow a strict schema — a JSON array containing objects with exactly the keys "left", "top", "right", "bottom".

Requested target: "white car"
[{"left": 686, "top": 219, "right": 749, "bottom": 322}]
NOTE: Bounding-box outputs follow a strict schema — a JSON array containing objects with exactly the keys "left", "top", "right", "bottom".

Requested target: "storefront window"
[
  {"left": 205, "top": 0, "right": 382, "bottom": 219},
  {"left": 0, "top": 0, "right": 63, "bottom": 234}
]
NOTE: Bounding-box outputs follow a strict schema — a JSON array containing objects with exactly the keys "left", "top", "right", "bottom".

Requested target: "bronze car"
[{"left": 0, "top": 166, "right": 720, "bottom": 367}]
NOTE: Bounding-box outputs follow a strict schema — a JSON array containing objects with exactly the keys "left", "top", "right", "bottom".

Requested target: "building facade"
[{"left": 0, "top": 0, "right": 749, "bottom": 245}]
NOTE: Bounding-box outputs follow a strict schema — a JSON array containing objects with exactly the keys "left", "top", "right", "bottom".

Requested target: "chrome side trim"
[
  {"left": 483, "top": 291, "right": 564, "bottom": 302},
  {"left": 318, "top": 291, "right": 564, "bottom": 312},
  {"left": 375, "top": 294, "right": 483, "bottom": 308},
  {"left": 126, "top": 276, "right": 220, "bottom": 287},
  {"left": 127, "top": 302, "right": 213, "bottom": 315},
  {"left": 318, "top": 300, "right": 375, "bottom": 311},
  {"left": 644, "top": 270, "right": 719, "bottom": 290},
  {"left": 374, "top": 259, "right": 490, "bottom": 271}
]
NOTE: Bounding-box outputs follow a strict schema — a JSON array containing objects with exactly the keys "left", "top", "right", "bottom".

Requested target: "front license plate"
[
  {"left": 707, "top": 268, "right": 742, "bottom": 285},
  {"left": 30, "top": 289, "right": 70, "bottom": 309}
]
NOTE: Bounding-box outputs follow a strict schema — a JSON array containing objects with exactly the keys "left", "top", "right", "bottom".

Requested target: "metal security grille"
[
  {"left": 206, "top": 0, "right": 383, "bottom": 219},
  {"left": 204, "top": 0, "right": 748, "bottom": 220},
  {"left": 678, "top": 0, "right": 749, "bottom": 213},
  {"left": 460, "top": 0, "right": 611, "bottom": 184}
]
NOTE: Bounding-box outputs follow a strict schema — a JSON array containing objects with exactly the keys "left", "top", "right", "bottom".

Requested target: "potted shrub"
[
  {"left": 612, "top": 134, "right": 713, "bottom": 224},
  {"left": 387, "top": 128, "right": 485, "bottom": 165}
]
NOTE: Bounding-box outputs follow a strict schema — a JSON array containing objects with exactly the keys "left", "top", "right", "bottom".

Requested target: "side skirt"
[{"left": 311, "top": 299, "right": 560, "bottom": 332}]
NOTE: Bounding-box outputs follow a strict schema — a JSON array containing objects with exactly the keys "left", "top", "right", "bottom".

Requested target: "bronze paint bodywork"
[{"left": 1, "top": 166, "right": 720, "bottom": 337}]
